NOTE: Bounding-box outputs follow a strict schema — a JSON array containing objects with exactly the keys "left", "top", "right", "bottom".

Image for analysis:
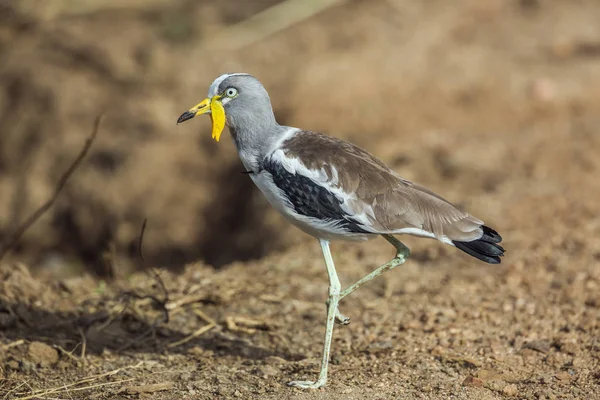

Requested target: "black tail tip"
[
  {"left": 452, "top": 225, "right": 505, "bottom": 264},
  {"left": 481, "top": 225, "right": 502, "bottom": 243}
]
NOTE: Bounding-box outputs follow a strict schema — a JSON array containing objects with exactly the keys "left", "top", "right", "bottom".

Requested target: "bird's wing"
[{"left": 278, "top": 131, "right": 484, "bottom": 242}]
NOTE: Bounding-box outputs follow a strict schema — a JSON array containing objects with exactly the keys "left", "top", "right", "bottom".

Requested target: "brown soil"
[{"left": 1, "top": 0, "right": 600, "bottom": 398}]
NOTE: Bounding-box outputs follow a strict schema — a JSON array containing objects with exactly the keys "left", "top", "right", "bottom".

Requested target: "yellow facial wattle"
[{"left": 210, "top": 97, "right": 225, "bottom": 142}]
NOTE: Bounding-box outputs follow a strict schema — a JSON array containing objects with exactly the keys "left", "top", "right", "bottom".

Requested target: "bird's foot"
[
  {"left": 287, "top": 379, "right": 326, "bottom": 389},
  {"left": 335, "top": 307, "right": 351, "bottom": 325}
]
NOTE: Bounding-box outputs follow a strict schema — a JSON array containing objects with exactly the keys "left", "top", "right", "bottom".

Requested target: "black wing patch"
[{"left": 262, "top": 159, "right": 370, "bottom": 234}]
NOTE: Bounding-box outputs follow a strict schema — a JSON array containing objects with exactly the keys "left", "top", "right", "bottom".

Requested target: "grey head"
[
  {"left": 209, "top": 73, "right": 280, "bottom": 142},
  {"left": 177, "top": 73, "right": 288, "bottom": 168}
]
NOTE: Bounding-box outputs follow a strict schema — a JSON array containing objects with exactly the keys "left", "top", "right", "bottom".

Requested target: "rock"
[
  {"left": 365, "top": 341, "right": 393, "bottom": 354},
  {"left": 521, "top": 340, "right": 550, "bottom": 354},
  {"left": 503, "top": 384, "right": 519, "bottom": 396},
  {"left": 28, "top": 341, "right": 59, "bottom": 367},
  {"left": 401, "top": 320, "right": 421, "bottom": 330},
  {"left": 555, "top": 371, "right": 573, "bottom": 382},
  {"left": 462, "top": 376, "right": 484, "bottom": 387}
]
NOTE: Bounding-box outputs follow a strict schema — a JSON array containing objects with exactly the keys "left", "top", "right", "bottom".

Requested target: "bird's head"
[{"left": 177, "top": 73, "right": 276, "bottom": 142}]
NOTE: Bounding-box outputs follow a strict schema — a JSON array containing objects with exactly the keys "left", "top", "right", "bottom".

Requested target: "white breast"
[{"left": 249, "top": 171, "right": 294, "bottom": 216}]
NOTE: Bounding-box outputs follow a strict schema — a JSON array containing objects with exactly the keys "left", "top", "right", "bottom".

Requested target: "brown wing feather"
[{"left": 282, "top": 131, "right": 484, "bottom": 242}]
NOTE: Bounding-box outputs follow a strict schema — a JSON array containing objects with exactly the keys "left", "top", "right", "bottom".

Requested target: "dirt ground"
[{"left": 1, "top": 0, "right": 600, "bottom": 399}]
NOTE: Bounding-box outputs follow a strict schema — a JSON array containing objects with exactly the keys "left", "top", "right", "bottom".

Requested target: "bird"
[{"left": 177, "top": 73, "right": 505, "bottom": 389}]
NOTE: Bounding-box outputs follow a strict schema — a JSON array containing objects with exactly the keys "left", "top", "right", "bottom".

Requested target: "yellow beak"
[{"left": 176, "top": 95, "right": 226, "bottom": 142}]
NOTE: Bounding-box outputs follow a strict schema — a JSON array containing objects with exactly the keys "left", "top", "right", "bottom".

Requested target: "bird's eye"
[{"left": 225, "top": 87, "right": 238, "bottom": 98}]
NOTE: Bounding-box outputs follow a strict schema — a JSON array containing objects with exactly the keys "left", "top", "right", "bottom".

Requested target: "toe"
[{"left": 287, "top": 380, "right": 325, "bottom": 389}]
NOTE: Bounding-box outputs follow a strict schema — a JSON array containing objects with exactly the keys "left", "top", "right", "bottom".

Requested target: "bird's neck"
[{"left": 228, "top": 121, "right": 288, "bottom": 172}]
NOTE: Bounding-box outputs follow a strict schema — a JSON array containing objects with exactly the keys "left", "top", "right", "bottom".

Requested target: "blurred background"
[{"left": 0, "top": 0, "right": 599, "bottom": 276}]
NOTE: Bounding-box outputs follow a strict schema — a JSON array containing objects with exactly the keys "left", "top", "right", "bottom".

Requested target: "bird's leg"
[
  {"left": 288, "top": 239, "right": 340, "bottom": 389},
  {"left": 339, "top": 234, "right": 410, "bottom": 301}
]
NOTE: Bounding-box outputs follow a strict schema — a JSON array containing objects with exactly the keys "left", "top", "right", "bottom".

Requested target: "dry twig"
[
  {"left": 201, "top": 0, "right": 345, "bottom": 50},
  {"left": 112, "top": 219, "right": 173, "bottom": 352},
  {"left": 77, "top": 327, "right": 87, "bottom": 363},
  {"left": 162, "top": 306, "right": 218, "bottom": 349},
  {"left": 191, "top": 307, "right": 217, "bottom": 326},
  {"left": 15, "top": 378, "right": 135, "bottom": 400},
  {"left": 2, "top": 381, "right": 28, "bottom": 400},
  {"left": 120, "top": 219, "right": 170, "bottom": 324},
  {"left": 1, "top": 339, "right": 25, "bottom": 350},
  {"left": 225, "top": 316, "right": 273, "bottom": 334},
  {"left": 166, "top": 293, "right": 208, "bottom": 311},
  {"left": 13, "top": 362, "right": 144, "bottom": 400},
  {"left": 0, "top": 115, "right": 103, "bottom": 260},
  {"left": 53, "top": 345, "right": 81, "bottom": 365},
  {"left": 166, "top": 323, "right": 215, "bottom": 349},
  {"left": 139, "top": 219, "right": 170, "bottom": 317}
]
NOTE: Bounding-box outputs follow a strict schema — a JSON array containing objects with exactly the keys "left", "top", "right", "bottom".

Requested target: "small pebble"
[
  {"left": 28, "top": 341, "right": 59, "bottom": 367},
  {"left": 522, "top": 340, "right": 550, "bottom": 354},
  {"left": 462, "top": 376, "right": 484, "bottom": 387},
  {"left": 503, "top": 384, "right": 519, "bottom": 396}
]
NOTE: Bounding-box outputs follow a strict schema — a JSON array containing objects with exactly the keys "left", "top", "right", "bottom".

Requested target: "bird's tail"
[{"left": 452, "top": 225, "right": 505, "bottom": 264}]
